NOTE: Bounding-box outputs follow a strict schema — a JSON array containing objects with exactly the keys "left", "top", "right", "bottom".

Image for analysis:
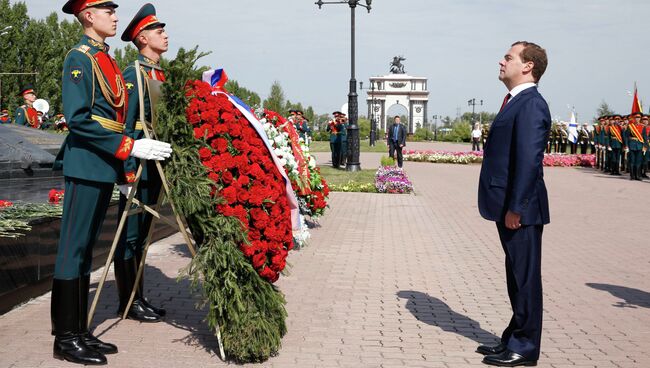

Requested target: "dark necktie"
[{"left": 499, "top": 93, "right": 511, "bottom": 112}]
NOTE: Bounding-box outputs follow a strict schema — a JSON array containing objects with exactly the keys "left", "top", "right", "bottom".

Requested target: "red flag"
[{"left": 631, "top": 83, "right": 643, "bottom": 113}]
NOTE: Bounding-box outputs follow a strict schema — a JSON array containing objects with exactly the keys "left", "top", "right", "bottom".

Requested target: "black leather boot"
[
  {"left": 79, "top": 276, "right": 118, "bottom": 354},
  {"left": 135, "top": 251, "right": 166, "bottom": 317},
  {"left": 51, "top": 278, "right": 107, "bottom": 365},
  {"left": 114, "top": 257, "right": 161, "bottom": 322}
]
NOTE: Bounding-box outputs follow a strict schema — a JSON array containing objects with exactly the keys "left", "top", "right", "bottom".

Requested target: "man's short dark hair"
[
  {"left": 394, "top": 115, "right": 400, "bottom": 119},
  {"left": 512, "top": 41, "right": 548, "bottom": 83}
]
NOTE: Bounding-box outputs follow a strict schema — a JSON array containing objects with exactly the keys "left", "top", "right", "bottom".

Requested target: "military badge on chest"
[{"left": 70, "top": 66, "right": 83, "bottom": 84}]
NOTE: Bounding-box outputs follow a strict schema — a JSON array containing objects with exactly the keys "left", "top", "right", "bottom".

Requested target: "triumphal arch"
[{"left": 366, "top": 56, "right": 430, "bottom": 134}]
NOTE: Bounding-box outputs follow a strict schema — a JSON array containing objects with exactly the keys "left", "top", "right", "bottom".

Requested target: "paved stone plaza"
[{"left": 1, "top": 144, "right": 649, "bottom": 367}]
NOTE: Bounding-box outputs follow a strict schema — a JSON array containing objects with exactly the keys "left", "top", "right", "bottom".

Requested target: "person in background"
[
  {"left": 387, "top": 115, "right": 406, "bottom": 168},
  {"left": 471, "top": 122, "right": 482, "bottom": 151},
  {"left": 14, "top": 85, "right": 39, "bottom": 128},
  {"left": 0, "top": 109, "right": 11, "bottom": 124}
]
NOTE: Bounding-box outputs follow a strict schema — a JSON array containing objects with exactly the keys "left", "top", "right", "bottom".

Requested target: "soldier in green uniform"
[
  {"left": 642, "top": 115, "right": 650, "bottom": 178},
  {"left": 52, "top": 1, "right": 172, "bottom": 365},
  {"left": 608, "top": 115, "right": 623, "bottom": 175},
  {"left": 114, "top": 2, "right": 169, "bottom": 323},
  {"left": 557, "top": 123, "right": 569, "bottom": 153},
  {"left": 14, "top": 85, "right": 40, "bottom": 128},
  {"left": 0, "top": 109, "right": 11, "bottom": 124},
  {"left": 294, "top": 110, "right": 311, "bottom": 143},
  {"left": 338, "top": 113, "right": 348, "bottom": 167},
  {"left": 601, "top": 117, "right": 610, "bottom": 172},
  {"left": 625, "top": 112, "right": 645, "bottom": 180},
  {"left": 327, "top": 111, "right": 340, "bottom": 167},
  {"left": 593, "top": 119, "right": 602, "bottom": 168},
  {"left": 481, "top": 122, "right": 490, "bottom": 151},
  {"left": 577, "top": 123, "right": 591, "bottom": 154}
]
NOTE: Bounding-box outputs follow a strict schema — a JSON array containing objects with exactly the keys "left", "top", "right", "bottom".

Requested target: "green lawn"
[
  {"left": 310, "top": 140, "right": 388, "bottom": 153},
  {"left": 318, "top": 165, "right": 377, "bottom": 192}
]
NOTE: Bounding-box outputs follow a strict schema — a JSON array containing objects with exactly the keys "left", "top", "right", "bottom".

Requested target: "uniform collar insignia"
[
  {"left": 140, "top": 55, "right": 160, "bottom": 66},
  {"left": 84, "top": 35, "right": 109, "bottom": 53}
]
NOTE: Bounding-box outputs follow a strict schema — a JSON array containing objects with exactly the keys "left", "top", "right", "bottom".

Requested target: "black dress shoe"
[
  {"left": 82, "top": 333, "right": 118, "bottom": 354},
  {"left": 476, "top": 343, "right": 507, "bottom": 355},
  {"left": 141, "top": 297, "right": 166, "bottom": 317},
  {"left": 53, "top": 335, "right": 107, "bottom": 365},
  {"left": 482, "top": 350, "right": 537, "bottom": 367},
  {"left": 122, "top": 299, "right": 163, "bottom": 322}
]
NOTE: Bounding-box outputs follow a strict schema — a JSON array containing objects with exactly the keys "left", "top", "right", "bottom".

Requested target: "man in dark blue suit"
[
  {"left": 477, "top": 41, "right": 550, "bottom": 367},
  {"left": 388, "top": 115, "right": 406, "bottom": 167}
]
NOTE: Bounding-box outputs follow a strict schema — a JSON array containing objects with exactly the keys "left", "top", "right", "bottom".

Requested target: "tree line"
[{"left": 0, "top": 0, "right": 317, "bottom": 122}]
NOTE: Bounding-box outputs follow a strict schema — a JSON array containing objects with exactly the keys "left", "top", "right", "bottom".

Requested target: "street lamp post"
[
  {"left": 467, "top": 98, "right": 483, "bottom": 124},
  {"left": 315, "top": 0, "right": 372, "bottom": 172}
]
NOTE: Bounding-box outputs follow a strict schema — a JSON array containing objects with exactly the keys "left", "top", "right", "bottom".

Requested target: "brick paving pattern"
[{"left": 1, "top": 144, "right": 649, "bottom": 367}]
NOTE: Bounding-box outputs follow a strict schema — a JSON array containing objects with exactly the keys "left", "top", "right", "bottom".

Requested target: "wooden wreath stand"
[{"left": 87, "top": 61, "right": 225, "bottom": 360}]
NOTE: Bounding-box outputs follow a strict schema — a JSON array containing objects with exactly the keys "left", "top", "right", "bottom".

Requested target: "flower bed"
[
  {"left": 375, "top": 166, "right": 414, "bottom": 194},
  {"left": 403, "top": 150, "right": 595, "bottom": 167},
  {"left": 403, "top": 150, "right": 484, "bottom": 164},
  {"left": 542, "top": 153, "right": 595, "bottom": 167}
]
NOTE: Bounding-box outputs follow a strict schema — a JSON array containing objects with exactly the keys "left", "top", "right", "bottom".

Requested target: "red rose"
[
  {"left": 198, "top": 147, "right": 212, "bottom": 161},
  {"left": 258, "top": 266, "right": 278, "bottom": 282},
  {"left": 252, "top": 252, "right": 266, "bottom": 269}
]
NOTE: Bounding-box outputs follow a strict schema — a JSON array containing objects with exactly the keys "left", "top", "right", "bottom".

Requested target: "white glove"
[
  {"left": 625, "top": 148, "right": 630, "bottom": 153},
  {"left": 118, "top": 184, "right": 132, "bottom": 197},
  {"left": 130, "top": 138, "right": 172, "bottom": 161},
  {"left": 607, "top": 147, "right": 612, "bottom": 151}
]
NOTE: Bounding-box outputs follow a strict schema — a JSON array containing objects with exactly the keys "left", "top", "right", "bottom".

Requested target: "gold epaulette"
[
  {"left": 92, "top": 114, "right": 124, "bottom": 133},
  {"left": 135, "top": 121, "right": 144, "bottom": 131}
]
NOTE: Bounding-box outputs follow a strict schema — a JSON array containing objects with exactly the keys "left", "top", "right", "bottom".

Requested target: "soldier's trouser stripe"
[{"left": 54, "top": 177, "right": 114, "bottom": 280}]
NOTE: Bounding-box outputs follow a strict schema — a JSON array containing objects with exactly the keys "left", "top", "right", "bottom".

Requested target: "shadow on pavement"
[
  {"left": 573, "top": 167, "right": 650, "bottom": 183},
  {"left": 586, "top": 283, "right": 650, "bottom": 309},
  {"left": 88, "top": 247, "right": 220, "bottom": 357},
  {"left": 397, "top": 290, "right": 500, "bottom": 345}
]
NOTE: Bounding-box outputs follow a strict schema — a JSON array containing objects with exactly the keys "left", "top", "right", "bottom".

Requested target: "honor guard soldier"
[
  {"left": 0, "top": 109, "right": 11, "bottom": 124},
  {"left": 327, "top": 111, "right": 340, "bottom": 167},
  {"left": 608, "top": 115, "right": 623, "bottom": 175},
  {"left": 481, "top": 122, "right": 490, "bottom": 150},
  {"left": 625, "top": 112, "right": 646, "bottom": 180},
  {"left": 294, "top": 110, "right": 311, "bottom": 142},
  {"left": 116, "top": 2, "right": 169, "bottom": 324},
  {"left": 593, "top": 120, "right": 601, "bottom": 168},
  {"left": 52, "top": 1, "right": 172, "bottom": 365},
  {"left": 577, "top": 123, "right": 591, "bottom": 154},
  {"left": 337, "top": 113, "right": 348, "bottom": 167},
  {"left": 557, "top": 123, "right": 569, "bottom": 153},
  {"left": 601, "top": 116, "right": 611, "bottom": 172},
  {"left": 14, "top": 85, "right": 40, "bottom": 128},
  {"left": 642, "top": 115, "right": 650, "bottom": 178}
]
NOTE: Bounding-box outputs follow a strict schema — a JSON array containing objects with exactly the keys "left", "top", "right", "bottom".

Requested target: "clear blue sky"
[{"left": 14, "top": 0, "right": 650, "bottom": 122}]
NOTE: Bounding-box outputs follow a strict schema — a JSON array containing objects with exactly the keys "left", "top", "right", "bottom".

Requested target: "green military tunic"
[
  {"left": 327, "top": 120, "right": 339, "bottom": 167},
  {"left": 117, "top": 54, "right": 165, "bottom": 261},
  {"left": 54, "top": 35, "right": 133, "bottom": 279},
  {"left": 14, "top": 105, "right": 39, "bottom": 128},
  {"left": 337, "top": 120, "right": 348, "bottom": 167},
  {"left": 625, "top": 122, "right": 646, "bottom": 178}
]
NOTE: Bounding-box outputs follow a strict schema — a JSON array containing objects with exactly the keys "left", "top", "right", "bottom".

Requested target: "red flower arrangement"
[
  {"left": 0, "top": 200, "right": 12, "bottom": 208},
  {"left": 48, "top": 189, "right": 64, "bottom": 204},
  {"left": 185, "top": 80, "right": 293, "bottom": 283}
]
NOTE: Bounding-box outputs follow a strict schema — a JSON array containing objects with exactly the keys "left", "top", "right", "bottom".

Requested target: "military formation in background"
[
  {"left": 288, "top": 109, "right": 312, "bottom": 144},
  {"left": 479, "top": 112, "right": 649, "bottom": 181},
  {"left": 327, "top": 110, "right": 349, "bottom": 168},
  {"left": 593, "top": 113, "right": 649, "bottom": 181}
]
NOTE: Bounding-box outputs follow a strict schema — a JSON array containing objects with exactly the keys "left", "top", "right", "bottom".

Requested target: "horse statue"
[{"left": 389, "top": 56, "right": 406, "bottom": 74}]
